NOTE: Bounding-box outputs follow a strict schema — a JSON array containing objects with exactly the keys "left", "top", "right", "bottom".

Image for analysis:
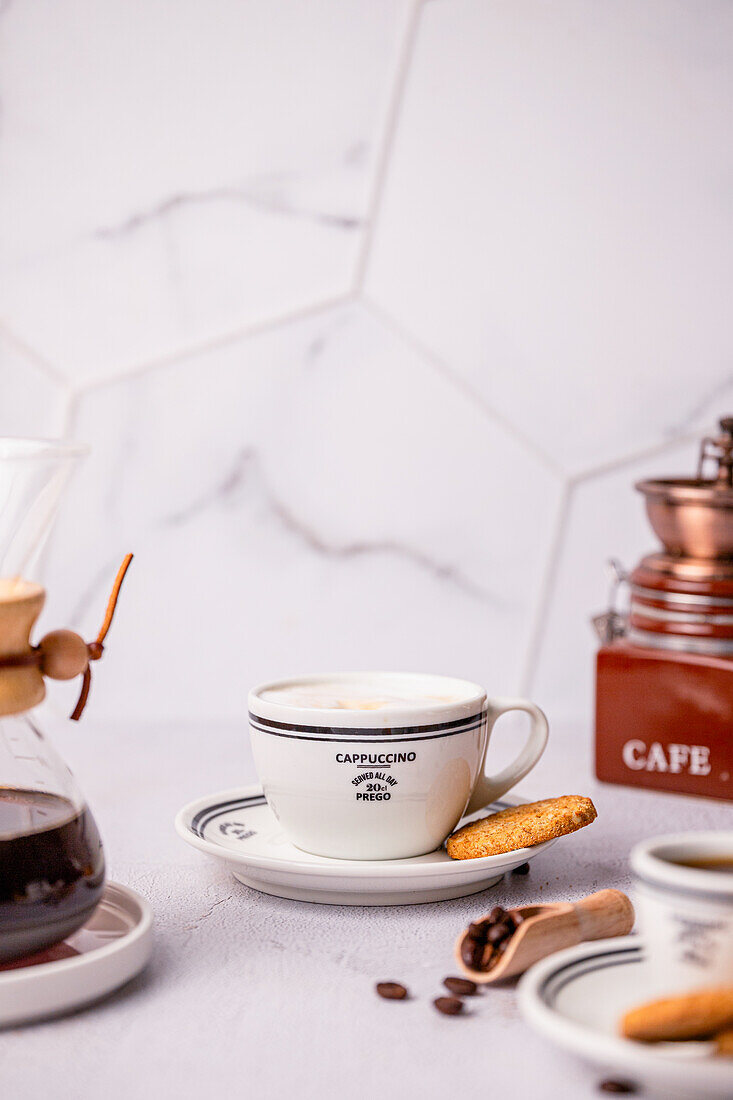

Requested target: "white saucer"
[
  {"left": 175, "top": 785, "right": 559, "bottom": 905},
  {"left": 519, "top": 936, "right": 732, "bottom": 1099},
  {"left": 0, "top": 882, "right": 153, "bottom": 1028}
]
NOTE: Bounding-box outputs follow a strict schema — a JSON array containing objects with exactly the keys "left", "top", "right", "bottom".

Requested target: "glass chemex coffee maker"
[
  {"left": 0, "top": 438, "right": 130, "bottom": 962},
  {"left": 595, "top": 418, "right": 733, "bottom": 802}
]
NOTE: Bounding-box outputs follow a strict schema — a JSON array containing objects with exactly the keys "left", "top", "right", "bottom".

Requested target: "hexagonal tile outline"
[
  {"left": 3, "top": 0, "right": 726, "bottom": 717},
  {"left": 0, "top": 321, "right": 71, "bottom": 393},
  {"left": 3, "top": 0, "right": 723, "bottom": 493},
  {"left": 0, "top": 0, "right": 422, "bottom": 395},
  {"left": 351, "top": 0, "right": 423, "bottom": 293},
  {"left": 356, "top": 0, "right": 729, "bottom": 486},
  {"left": 519, "top": 425, "right": 708, "bottom": 699}
]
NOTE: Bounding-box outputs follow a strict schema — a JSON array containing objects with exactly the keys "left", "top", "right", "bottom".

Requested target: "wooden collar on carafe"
[{"left": 0, "top": 554, "right": 133, "bottom": 720}]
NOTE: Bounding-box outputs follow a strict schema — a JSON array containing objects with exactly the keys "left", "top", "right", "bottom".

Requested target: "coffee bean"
[
  {"left": 468, "top": 920, "right": 489, "bottom": 940},
  {"left": 443, "top": 976, "right": 478, "bottom": 996},
  {"left": 488, "top": 906, "right": 506, "bottom": 923},
  {"left": 480, "top": 944, "right": 496, "bottom": 970},
  {"left": 487, "top": 922, "right": 510, "bottom": 945},
  {"left": 512, "top": 862, "right": 530, "bottom": 875},
  {"left": 376, "top": 982, "right": 408, "bottom": 1000},
  {"left": 434, "top": 996, "right": 463, "bottom": 1016},
  {"left": 598, "top": 1082, "right": 637, "bottom": 1095},
  {"left": 460, "top": 935, "right": 486, "bottom": 970}
]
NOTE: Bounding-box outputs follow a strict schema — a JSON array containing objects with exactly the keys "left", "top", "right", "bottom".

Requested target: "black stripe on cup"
[{"left": 248, "top": 710, "right": 486, "bottom": 743}]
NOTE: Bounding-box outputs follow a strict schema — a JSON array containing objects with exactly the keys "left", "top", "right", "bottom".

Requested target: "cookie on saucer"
[
  {"left": 446, "top": 795, "right": 597, "bottom": 860},
  {"left": 621, "top": 987, "right": 733, "bottom": 1043}
]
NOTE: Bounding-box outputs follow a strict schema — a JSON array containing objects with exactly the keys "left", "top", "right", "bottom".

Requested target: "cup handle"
[{"left": 465, "top": 698, "right": 549, "bottom": 815}]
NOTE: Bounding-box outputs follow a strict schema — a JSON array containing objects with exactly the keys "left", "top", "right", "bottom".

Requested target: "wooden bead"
[{"left": 38, "top": 630, "right": 89, "bottom": 681}]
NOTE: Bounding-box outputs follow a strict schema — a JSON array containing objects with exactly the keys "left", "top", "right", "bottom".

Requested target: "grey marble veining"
[
  {"left": 3, "top": 0, "right": 732, "bottom": 745},
  {"left": 366, "top": 0, "right": 733, "bottom": 475},
  {"left": 0, "top": 0, "right": 411, "bottom": 381},
  {"left": 162, "top": 445, "right": 505, "bottom": 606},
  {"left": 91, "top": 167, "right": 366, "bottom": 242},
  {"left": 41, "top": 301, "right": 560, "bottom": 723}
]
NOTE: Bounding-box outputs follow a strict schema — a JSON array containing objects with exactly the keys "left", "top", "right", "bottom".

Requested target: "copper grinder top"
[{"left": 636, "top": 417, "right": 733, "bottom": 561}]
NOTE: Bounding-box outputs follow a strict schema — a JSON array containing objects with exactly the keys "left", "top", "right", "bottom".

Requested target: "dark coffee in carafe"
[{"left": 0, "top": 789, "right": 104, "bottom": 962}]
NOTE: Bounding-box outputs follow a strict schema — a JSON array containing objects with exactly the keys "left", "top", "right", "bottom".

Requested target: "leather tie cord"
[{"left": 70, "top": 553, "right": 134, "bottom": 720}]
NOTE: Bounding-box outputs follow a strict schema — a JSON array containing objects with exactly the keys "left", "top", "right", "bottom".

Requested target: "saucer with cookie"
[
  {"left": 178, "top": 671, "right": 602, "bottom": 904},
  {"left": 519, "top": 830, "right": 733, "bottom": 1098}
]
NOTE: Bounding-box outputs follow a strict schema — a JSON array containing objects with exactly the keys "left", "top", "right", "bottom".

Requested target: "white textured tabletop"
[{"left": 3, "top": 712, "right": 733, "bottom": 1100}]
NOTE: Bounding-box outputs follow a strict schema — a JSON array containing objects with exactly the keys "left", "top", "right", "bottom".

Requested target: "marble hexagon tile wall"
[
  {"left": 43, "top": 302, "right": 562, "bottom": 722},
  {"left": 3, "top": 0, "right": 733, "bottom": 731},
  {"left": 0, "top": 0, "right": 411, "bottom": 382},
  {"left": 364, "top": 0, "right": 733, "bottom": 473}
]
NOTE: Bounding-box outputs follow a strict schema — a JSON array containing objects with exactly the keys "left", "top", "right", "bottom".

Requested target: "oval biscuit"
[{"left": 446, "top": 795, "right": 597, "bottom": 859}]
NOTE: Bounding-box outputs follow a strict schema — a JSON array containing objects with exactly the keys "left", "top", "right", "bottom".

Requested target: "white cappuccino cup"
[{"left": 248, "top": 671, "right": 549, "bottom": 860}]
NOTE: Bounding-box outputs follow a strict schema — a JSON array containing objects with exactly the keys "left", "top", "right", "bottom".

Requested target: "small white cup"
[
  {"left": 248, "top": 671, "right": 549, "bottom": 860},
  {"left": 631, "top": 832, "right": 733, "bottom": 996}
]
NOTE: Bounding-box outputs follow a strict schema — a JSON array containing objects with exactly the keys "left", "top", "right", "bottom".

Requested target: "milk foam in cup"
[{"left": 258, "top": 675, "right": 469, "bottom": 713}]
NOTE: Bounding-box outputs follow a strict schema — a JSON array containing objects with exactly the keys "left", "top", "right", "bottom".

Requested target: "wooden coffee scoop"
[{"left": 455, "top": 888, "right": 634, "bottom": 984}]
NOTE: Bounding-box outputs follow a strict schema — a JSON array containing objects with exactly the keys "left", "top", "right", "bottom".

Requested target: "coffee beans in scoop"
[
  {"left": 376, "top": 982, "right": 408, "bottom": 1000},
  {"left": 460, "top": 905, "right": 524, "bottom": 972}
]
